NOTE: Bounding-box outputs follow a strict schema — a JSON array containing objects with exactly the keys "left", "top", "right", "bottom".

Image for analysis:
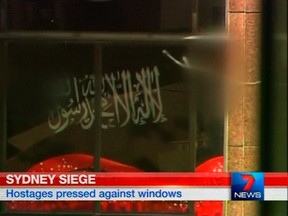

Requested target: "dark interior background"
[{"left": 0, "top": 0, "right": 225, "bottom": 33}]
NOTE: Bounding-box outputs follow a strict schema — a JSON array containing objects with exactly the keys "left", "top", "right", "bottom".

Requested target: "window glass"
[
  {"left": 0, "top": 0, "right": 225, "bottom": 33},
  {"left": 4, "top": 42, "right": 97, "bottom": 213},
  {"left": 1, "top": 38, "right": 225, "bottom": 215}
]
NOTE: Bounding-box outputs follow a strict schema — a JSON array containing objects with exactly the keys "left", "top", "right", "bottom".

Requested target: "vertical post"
[
  {"left": 188, "top": 113, "right": 197, "bottom": 216},
  {"left": 188, "top": 87, "right": 197, "bottom": 172},
  {"left": 0, "top": 0, "right": 7, "bottom": 31},
  {"left": 261, "top": 0, "right": 287, "bottom": 215},
  {"left": 0, "top": 40, "right": 7, "bottom": 213},
  {"left": 226, "top": 0, "right": 262, "bottom": 215},
  {"left": 94, "top": 43, "right": 102, "bottom": 214},
  {"left": 188, "top": 65, "right": 197, "bottom": 216},
  {"left": 192, "top": 0, "right": 198, "bottom": 33}
]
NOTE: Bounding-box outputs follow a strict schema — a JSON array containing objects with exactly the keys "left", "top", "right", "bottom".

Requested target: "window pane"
[
  {"left": 1, "top": 36, "right": 225, "bottom": 215},
  {"left": 4, "top": 42, "right": 97, "bottom": 213}
]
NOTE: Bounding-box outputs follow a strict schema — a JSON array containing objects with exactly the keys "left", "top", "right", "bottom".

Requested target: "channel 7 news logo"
[{"left": 231, "top": 172, "right": 264, "bottom": 201}]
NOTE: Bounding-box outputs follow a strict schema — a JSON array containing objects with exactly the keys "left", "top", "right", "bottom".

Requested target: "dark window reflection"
[
  {"left": 1, "top": 40, "right": 225, "bottom": 215},
  {"left": 1, "top": 0, "right": 225, "bottom": 33}
]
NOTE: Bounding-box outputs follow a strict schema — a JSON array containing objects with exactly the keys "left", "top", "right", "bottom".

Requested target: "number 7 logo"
[{"left": 241, "top": 174, "right": 255, "bottom": 191}]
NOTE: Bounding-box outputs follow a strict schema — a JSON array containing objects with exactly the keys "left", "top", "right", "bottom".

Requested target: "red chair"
[
  {"left": 7, "top": 154, "right": 224, "bottom": 215},
  {"left": 194, "top": 156, "right": 224, "bottom": 216}
]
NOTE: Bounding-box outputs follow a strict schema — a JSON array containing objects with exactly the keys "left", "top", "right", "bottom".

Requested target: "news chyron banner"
[{"left": 0, "top": 172, "right": 287, "bottom": 201}]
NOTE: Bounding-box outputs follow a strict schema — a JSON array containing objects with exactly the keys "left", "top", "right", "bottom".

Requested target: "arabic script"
[{"left": 48, "top": 66, "right": 167, "bottom": 133}]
